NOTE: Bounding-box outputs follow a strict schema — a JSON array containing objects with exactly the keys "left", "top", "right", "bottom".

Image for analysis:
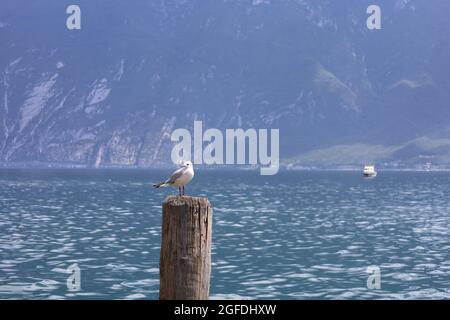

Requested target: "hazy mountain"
[{"left": 1, "top": 0, "right": 450, "bottom": 169}]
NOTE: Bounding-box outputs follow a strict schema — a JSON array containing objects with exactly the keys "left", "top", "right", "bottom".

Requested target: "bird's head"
[{"left": 182, "top": 161, "right": 193, "bottom": 168}]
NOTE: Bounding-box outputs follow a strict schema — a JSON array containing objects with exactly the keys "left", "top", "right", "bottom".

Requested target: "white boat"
[{"left": 363, "top": 165, "right": 377, "bottom": 177}]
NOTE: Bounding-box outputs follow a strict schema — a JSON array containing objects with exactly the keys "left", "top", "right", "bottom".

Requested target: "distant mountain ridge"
[{"left": 1, "top": 0, "right": 450, "bottom": 169}]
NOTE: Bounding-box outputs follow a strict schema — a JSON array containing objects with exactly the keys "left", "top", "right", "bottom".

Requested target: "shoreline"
[{"left": 1, "top": 164, "right": 450, "bottom": 173}]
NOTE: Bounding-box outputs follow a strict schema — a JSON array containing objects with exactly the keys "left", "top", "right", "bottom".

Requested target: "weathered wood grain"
[{"left": 159, "top": 196, "right": 212, "bottom": 300}]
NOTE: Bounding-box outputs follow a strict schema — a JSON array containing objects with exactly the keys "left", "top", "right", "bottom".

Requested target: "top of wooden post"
[{"left": 163, "top": 195, "right": 211, "bottom": 208}]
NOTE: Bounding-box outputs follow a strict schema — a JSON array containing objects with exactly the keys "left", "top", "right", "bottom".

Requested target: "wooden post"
[{"left": 159, "top": 196, "right": 212, "bottom": 300}]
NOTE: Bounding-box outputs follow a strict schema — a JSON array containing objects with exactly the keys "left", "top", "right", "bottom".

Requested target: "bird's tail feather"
[{"left": 153, "top": 182, "right": 168, "bottom": 188}]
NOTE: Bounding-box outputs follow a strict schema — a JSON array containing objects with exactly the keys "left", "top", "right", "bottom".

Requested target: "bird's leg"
[
  {"left": 178, "top": 187, "right": 182, "bottom": 197},
  {"left": 182, "top": 186, "right": 185, "bottom": 196}
]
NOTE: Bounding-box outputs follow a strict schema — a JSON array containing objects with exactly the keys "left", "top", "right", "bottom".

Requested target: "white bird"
[{"left": 153, "top": 161, "right": 194, "bottom": 196}]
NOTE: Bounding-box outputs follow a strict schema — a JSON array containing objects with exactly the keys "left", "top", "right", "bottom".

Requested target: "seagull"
[{"left": 153, "top": 161, "right": 194, "bottom": 196}]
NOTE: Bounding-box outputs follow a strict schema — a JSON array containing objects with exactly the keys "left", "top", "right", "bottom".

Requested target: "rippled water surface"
[{"left": 0, "top": 169, "right": 449, "bottom": 299}]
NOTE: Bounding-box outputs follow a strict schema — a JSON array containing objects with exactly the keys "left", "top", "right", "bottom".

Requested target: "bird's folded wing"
[{"left": 166, "top": 167, "right": 186, "bottom": 184}]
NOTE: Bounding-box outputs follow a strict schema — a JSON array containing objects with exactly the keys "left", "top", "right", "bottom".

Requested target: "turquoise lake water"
[{"left": 0, "top": 169, "right": 449, "bottom": 299}]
